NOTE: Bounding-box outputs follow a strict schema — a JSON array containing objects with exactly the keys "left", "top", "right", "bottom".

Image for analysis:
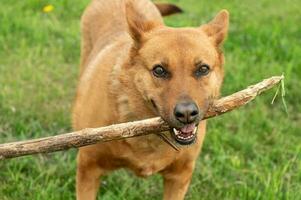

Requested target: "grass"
[{"left": 0, "top": 0, "right": 300, "bottom": 199}]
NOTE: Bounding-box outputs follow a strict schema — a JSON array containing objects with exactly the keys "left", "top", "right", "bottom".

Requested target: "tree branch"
[{"left": 0, "top": 75, "right": 284, "bottom": 160}]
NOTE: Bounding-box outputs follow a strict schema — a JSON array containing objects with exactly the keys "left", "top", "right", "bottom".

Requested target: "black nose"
[{"left": 174, "top": 101, "right": 199, "bottom": 124}]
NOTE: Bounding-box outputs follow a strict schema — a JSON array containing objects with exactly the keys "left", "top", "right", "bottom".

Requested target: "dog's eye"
[
  {"left": 152, "top": 65, "right": 168, "bottom": 78},
  {"left": 195, "top": 64, "right": 210, "bottom": 77}
]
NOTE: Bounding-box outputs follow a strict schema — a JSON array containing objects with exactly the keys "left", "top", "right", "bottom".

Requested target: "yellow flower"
[{"left": 43, "top": 4, "right": 54, "bottom": 13}]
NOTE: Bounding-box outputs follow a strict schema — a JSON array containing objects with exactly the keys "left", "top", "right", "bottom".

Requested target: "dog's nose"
[{"left": 174, "top": 101, "right": 199, "bottom": 124}]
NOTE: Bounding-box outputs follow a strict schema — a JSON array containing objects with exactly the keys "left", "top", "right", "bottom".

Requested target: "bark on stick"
[{"left": 0, "top": 75, "right": 284, "bottom": 160}]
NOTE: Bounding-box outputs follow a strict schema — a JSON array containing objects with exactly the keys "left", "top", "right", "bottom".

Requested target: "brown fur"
[
  {"left": 72, "top": 0, "right": 229, "bottom": 199},
  {"left": 154, "top": 3, "right": 183, "bottom": 16}
]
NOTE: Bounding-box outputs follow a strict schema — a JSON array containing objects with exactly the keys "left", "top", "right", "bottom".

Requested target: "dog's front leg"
[
  {"left": 76, "top": 153, "right": 103, "bottom": 200},
  {"left": 161, "top": 160, "right": 196, "bottom": 200}
]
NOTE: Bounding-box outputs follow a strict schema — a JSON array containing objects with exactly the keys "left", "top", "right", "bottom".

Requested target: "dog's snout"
[{"left": 174, "top": 101, "right": 199, "bottom": 124}]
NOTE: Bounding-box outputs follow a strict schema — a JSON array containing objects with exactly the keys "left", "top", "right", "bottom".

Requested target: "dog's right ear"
[{"left": 126, "top": 2, "right": 161, "bottom": 48}]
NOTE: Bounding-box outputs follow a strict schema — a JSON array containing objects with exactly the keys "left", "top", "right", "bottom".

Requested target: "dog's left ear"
[
  {"left": 200, "top": 10, "right": 229, "bottom": 47},
  {"left": 126, "top": 2, "right": 162, "bottom": 48}
]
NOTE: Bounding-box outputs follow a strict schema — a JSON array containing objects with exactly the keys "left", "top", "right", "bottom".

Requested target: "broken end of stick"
[
  {"left": 205, "top": 74, "right": 284, "bottom": 119},
  {"left": 280, "top": 74, "right": 285, "bottom": 79},
  {"left": 268, "top": 75, "right": 284, "bottom": 84}
]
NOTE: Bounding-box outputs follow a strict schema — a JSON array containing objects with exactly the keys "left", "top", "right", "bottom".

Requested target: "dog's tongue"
[{"left": 180, "top": 124, "right": 196, "bottom": 134}]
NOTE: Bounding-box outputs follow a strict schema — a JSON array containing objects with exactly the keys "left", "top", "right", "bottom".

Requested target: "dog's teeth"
[
  {"left": 173, "top": 128, "right": 179, "bottom": 135},
  {"left": 193, "top": 127, "right": 197, "bottom": 134}
]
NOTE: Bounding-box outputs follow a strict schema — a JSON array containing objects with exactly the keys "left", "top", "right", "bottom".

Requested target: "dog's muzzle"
[{"left": 170, "top": 123, "right": 198, "bottom": 145}]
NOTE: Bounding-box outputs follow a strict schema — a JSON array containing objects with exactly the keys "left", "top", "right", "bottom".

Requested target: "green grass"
[{"left": 0, "top": 0, "right": 300, "bottom": 199}]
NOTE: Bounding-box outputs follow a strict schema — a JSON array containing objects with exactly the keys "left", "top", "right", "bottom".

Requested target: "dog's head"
[{"left": 123, "top": 5, "right": 229, "bottom": 145}]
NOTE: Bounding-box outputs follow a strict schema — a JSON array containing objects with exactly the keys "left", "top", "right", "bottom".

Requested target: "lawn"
[{"left": 0, "top": 0, "right": 300, "bottom": 199}]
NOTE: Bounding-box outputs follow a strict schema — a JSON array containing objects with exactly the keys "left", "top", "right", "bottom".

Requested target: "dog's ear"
[
  {"left": 126, "top": 2, "right": 161, "bottom": 47},
  {"left": 200, "top": 10, "right": 229, "bottom": 47}
]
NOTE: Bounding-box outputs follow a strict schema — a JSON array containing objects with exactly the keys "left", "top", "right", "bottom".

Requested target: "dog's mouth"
[
  {"left": 149, "top": 98, "right": 198, "bottom": 146},
  {"left": 170, "top": 123, "right": 197, "bottom": 145}
]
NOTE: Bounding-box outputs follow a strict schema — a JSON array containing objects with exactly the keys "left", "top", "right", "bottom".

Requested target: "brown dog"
[{"left": 72, "top": 0, "right": 229, "bottom": 199}]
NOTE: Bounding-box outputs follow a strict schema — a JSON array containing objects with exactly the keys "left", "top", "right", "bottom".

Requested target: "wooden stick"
[{"left": 0, "top": 75, "right": 284, "bottom": 160}]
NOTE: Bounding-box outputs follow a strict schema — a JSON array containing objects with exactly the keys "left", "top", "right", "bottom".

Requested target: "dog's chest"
[{"left": 118, "top": 134, "right": 178, "bottom": 177}]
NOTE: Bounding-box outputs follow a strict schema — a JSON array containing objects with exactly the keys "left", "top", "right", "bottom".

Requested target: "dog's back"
[
  {"left": 73, "top": 0, "right": 164, "bottom": 131},
  {"left": 79, "top": 0, "right": 163, "bottom": 76}
]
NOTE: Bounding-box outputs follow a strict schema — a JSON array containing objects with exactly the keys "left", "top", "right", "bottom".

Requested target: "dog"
[{"left": 72, "top": 0, "right": 229, "bottom": 199}]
